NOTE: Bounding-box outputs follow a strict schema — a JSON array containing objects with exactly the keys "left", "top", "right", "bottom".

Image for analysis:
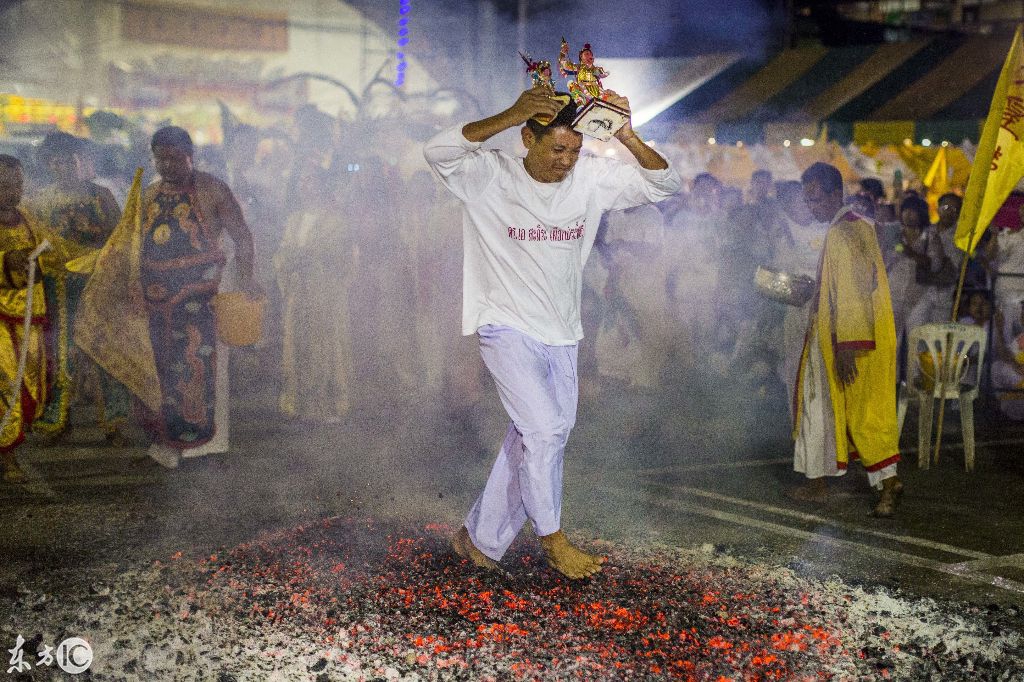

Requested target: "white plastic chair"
[{"left": 897, "top": 322, "right": 987, "bottom": 471}]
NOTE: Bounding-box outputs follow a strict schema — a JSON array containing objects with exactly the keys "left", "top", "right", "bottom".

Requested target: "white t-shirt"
[{"left": 423, "top": 124, "right": 681, "bottom": 345}]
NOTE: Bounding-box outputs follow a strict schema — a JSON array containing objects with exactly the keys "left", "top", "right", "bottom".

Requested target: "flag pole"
[
  {"left": 934, "top": 25, "right": 1024, "bottom": 465},
  {"left": 950, "top": 225, "right": 976, "bottom": 324}
]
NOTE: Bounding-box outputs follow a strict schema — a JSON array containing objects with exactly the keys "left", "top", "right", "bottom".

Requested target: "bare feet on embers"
[
  {"left": 540, "top": 530, "right": 605, "bottom": 579},
  {"left": 452, "top": 526, "right": 499, "bottom": 570}
]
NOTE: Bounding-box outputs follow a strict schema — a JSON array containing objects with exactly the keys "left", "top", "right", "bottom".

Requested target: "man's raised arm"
[
  {"left": 462, "top": 86, "right": 565, "bottom": 143},
  {"left": 604, "top": 91, "right": 668, "bottom": 171},
  {"left": 425, "top": 86, "right": 563, "bottom": 200}
]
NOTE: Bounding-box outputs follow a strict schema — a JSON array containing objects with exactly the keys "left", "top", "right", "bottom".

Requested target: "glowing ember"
[
  {"left": 9, "top": 517, "right": 1022, "bottom": 679},
  {"left": 165, "top": 518, "right": 1009, "bottom": 680}
]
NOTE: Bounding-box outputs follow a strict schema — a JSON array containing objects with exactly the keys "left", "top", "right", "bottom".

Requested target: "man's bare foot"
[
  {"left": 147, "top": 443, "right": 180, "bottom": 469},
  {"left": 451, "top": 526, "right": 499, "bottom": 570},
  {"left": 539, "top": 530, "right": 605, "bottom": 579},
  {"left": 871, "top": 477, "right": 903, "bottom": 518},
  {"left": 786, "top": 478, "right": 829, "bottom": 503},
  {"left": 105, "top": 427, "right": 129, "bottom": 448}
]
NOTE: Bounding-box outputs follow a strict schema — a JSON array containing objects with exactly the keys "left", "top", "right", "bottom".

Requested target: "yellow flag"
[
  {"left": 815, "top": 122, "right": 829, "bottom": 147},
  {"left": 923, "top": 146, "right": 948, "bottom": 192},
  {"left": 923, "top": 146, "right": 949, "bottom": 222},
  {"left": 956, "top": 25, "right": 1024, "bottom": 254},
  {"left": 73, "top": 168, "right": 162, "bottom": 412}
]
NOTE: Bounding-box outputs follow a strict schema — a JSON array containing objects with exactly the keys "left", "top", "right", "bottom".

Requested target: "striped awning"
[
  {"left": 636, "top": 34, "right": 1015, "bottom": 146},
  {"left": 600, "top": 55, "right": 742, "bottom": 128}
]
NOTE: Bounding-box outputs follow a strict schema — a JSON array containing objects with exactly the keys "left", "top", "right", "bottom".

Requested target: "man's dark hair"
[
  {"left": 524, "top": 94, "right": 579, "bottom": 140},
  {"left": 859, "top": 178, "right": 885, "bottom": 200},
  {"left": 801, "top": 162, "right": 843, "bottom": 196},
  {"left": 752, "top": 169, "right": 772, "bottom": 181},
  {"left": 151, "top": 126, "right": 194, "bottom": 156},
  {"left": 939, "top": 192, "right": 962, "bottom": 207},
  {"left": 900, "top": 195, "right": 930, "bottom": 226},
  {"left": 0, "top": 154, "right": 22, "bottom": 171},
  {"left": 37, "top": 131, "right": 82, "bottom": 163},
  {"left": 775, "top": 179, "right": 802, "bottom": 201},
  {"left": 692, "top": 172, "right": 721, "bottom": 190}
]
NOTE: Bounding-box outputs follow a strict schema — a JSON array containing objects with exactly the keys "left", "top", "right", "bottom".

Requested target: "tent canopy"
[{"left": 637, "top": 35, "right": 1014, "bottom": 146}]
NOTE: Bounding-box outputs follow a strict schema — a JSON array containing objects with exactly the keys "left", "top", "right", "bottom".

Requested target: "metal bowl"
[{"left": 754, "top": 266, "right": 816, "bottom": 307}]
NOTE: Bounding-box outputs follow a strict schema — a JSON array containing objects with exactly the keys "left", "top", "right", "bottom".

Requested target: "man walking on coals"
[{"left": 424, "top": 85, "right": 681, "bottom": 578}]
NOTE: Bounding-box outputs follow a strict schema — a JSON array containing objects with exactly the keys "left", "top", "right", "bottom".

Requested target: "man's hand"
[
  {"left": 462, "top": 85, "right": 565, "bottom": 143},
  {"left": 603, "top": 90, "right": 668, "bottom": 170},
  {"left": 3, "top": 248, "right": 33, "bottom": 276},
  {"left": 604, "top": 91, "right": 636, "bottom": 142},
  {"left": 835, "top": 348, "right": 859, "bottom": 385},
  {"left": 900, "top": 225, "right": 921, "bottom": 249},
  {"left": 509, "top": 85, "right": 565, "bottom": 126}
]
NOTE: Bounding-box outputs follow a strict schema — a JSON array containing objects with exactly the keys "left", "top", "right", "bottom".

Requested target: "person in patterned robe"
[
  {"left": 27, "top": 132, "right": 132, "bottom": 444},
  {"left": 139, "top": 127, "right": 259, "bottom": 468}
]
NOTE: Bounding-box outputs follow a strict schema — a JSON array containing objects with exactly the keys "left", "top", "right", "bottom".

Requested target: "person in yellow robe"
[
  {"left": 0, "top": 155, "right": 93, "bottom": 483},
  {"left": 792, "top": 163, "right": 902, "bottom": 517}
]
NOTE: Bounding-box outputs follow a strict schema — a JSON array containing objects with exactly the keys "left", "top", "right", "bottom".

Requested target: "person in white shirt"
[
  {"left": 423, "top": 85, "right": 681, "bottom": 578},
  {"left": 904, "top": 193, "right": 962, "bottom": 331},
  {"left": 889, "top": 196, "right": 931, "bottom": 347}
]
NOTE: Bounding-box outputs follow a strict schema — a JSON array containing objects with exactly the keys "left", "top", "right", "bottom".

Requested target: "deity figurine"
[
  {"left": 520, "top": 52, "right": 555, "bottom": 94},
  {"left": 559, "top": 38, "right": 610, "bottom": 104}
]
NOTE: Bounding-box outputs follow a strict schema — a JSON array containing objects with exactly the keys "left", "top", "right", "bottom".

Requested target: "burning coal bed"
[{"left": 9, "top": 517, "right": 1024, "bottom": 680}]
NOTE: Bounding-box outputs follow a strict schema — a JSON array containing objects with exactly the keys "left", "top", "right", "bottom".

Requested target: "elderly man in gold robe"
[{"left": 792, "top": 162, "right": 902, "bottom": 517}]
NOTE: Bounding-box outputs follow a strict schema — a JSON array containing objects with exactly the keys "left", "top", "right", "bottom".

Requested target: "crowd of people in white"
[{"left": 25, "top": 128, "right": 1024, "bottom": 430}]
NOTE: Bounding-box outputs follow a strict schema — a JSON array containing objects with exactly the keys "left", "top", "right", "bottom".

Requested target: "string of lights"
[{"left": 395, "top": 0, "right": 411, "bottom": 87}]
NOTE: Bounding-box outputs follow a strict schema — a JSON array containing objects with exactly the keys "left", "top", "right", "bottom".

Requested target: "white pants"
[
  {"left": 794, "top": 329, "right": 896, "bottom": 489},
  {"left": 465, "top": 325, "right": 579, "bottom": 561},
  {"left": 181, "top": 342, "right": 230, "bottom": 458}
]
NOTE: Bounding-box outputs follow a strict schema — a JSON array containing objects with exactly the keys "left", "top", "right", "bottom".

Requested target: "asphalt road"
[{"left": 2, "top": 378, "right": 1024, "bottom": 614}]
